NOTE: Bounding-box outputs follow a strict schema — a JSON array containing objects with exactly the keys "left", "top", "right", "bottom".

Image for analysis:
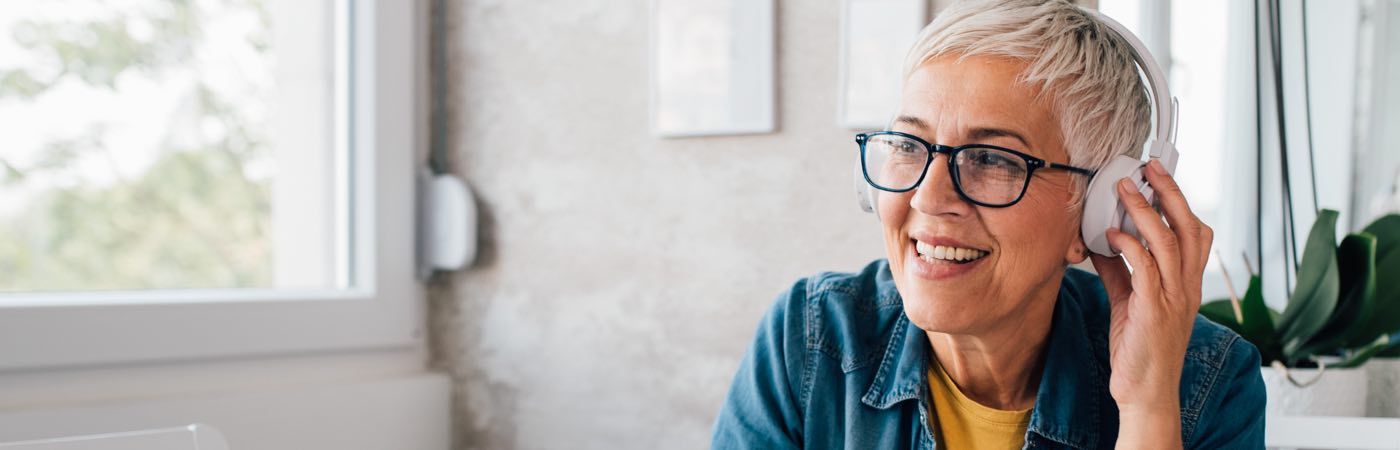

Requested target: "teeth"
[{"left": 915, "top": 241, "right": 988, "bottom": 263}]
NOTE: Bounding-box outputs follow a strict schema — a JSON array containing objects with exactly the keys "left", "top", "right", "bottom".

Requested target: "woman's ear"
[{"left": 1065, "top": 231, "right": 1089, "bottom": 265}]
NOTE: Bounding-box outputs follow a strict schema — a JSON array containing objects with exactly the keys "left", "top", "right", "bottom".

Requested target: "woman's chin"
[
  {"left": 887, "top": 250, "right": 997, "bottom": 332},
  {"left": 899, "top": 287, "right": 986, "bottom": 334}
]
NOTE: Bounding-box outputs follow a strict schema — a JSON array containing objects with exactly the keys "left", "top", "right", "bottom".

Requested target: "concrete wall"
[{"left": 428, "top": 0, "right": 894, "bottom": 448}]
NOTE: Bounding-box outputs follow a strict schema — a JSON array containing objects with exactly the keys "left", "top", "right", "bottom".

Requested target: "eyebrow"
[
  {"left": 967, "top": 127, "right": 1030, "bottom": 150},
  {"left": 893, "top": 115, "right": 929, "bottom": 130},
  {"left": 892, "top": 116, "right": 1033, "bottom": 150}
]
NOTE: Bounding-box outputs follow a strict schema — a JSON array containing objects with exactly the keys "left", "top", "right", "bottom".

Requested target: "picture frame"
[
  {"left": 839, "top": 0, "right": 928, "bottom": 130},
  {"left": 650, "top": 0, "right": 776, "bottom": 137}
]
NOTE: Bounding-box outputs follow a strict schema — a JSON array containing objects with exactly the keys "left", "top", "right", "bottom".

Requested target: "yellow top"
[{"left": 927, "top": 360, "right": 1033, "bottom": 449}]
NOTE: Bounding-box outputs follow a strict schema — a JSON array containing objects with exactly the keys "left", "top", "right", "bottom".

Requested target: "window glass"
[{"left": 0, "top": 0, "right": 349, "bottom": 293}]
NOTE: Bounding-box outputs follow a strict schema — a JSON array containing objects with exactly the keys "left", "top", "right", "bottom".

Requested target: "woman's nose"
[{"left": 909, "top": 154, "right": 972, "bottom": 216}]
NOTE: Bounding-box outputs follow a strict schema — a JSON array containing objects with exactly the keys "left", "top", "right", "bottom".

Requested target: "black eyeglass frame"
[{"left": 856, "top": 131, "right": 1095, "bottom": 208}]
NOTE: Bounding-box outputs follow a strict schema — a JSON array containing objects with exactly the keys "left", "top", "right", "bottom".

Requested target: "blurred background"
[{"left": 0, "top": 0, "right": 1397, "bottom": 449}]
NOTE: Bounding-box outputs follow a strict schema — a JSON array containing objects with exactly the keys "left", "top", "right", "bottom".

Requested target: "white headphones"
[{"left": 854, "top": 9, "right": 1179, "bottom": 257}]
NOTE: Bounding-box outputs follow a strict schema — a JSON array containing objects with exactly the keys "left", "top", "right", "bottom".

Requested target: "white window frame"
[
  {"left": 1105, "top": 0, "right": 1368, "bottom": 303},
  {"left": 1099, "top": 0, "right": 1252, "bottom": 302},
  {"left": 0, "top": 0, "right": 427, "bottom": 372}
]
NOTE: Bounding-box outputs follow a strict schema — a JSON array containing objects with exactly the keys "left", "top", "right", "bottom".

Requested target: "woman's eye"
[
  {"left": 974, "top": 151, "right": 1017, "bottom": 167},
  {"left": 878, "top": 140, "right": 921, "bottom": 158}
]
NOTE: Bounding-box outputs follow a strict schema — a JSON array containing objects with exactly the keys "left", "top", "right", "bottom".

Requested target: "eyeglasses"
[{"left": 856, "top": 131, "right": 1094, "bottom": 208}]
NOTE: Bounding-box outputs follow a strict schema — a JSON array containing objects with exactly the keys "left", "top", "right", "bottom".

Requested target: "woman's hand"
[{"left": 1089, "top": 159, "right": 1213, "bottom": 449}]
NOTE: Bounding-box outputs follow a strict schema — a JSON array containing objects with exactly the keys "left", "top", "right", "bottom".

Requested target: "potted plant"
[
  {"left": 1357, "top": 214, "right": 1400, "bottom": 416},
  {"left": 1199, "top": 210, "right": 1400, "bottom": 416}
]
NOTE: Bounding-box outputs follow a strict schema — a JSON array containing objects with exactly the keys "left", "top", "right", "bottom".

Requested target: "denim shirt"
[{"left": 711, "top": 259, "right": 1265, "bottom": 449}]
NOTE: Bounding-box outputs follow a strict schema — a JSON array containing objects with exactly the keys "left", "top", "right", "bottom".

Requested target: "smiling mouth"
[{"left": 913, "top": 239, "right": 990, "bottom": 265}]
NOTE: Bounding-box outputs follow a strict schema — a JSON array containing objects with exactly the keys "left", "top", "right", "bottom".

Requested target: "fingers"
[
  {"left": 1197, "top": 224, "right": 1214, "bottom": 281},
  {"left": 1117, "top": 176, "right": 1183, "bottom": 295},
  {"left": 1106, "top": 227, "right": 1164, "bottom": 301},
  {"left": 1090, "top": 253, "right": 1133, "bottom": 303},
  {"left": 1143, "top": 160, "right": 1210, "bottom": 273}
]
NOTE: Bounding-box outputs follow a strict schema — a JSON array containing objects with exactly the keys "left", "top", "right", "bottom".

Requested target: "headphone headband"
[{"left": 1082, "top": 10, "right": 1178, "bottom": 166}]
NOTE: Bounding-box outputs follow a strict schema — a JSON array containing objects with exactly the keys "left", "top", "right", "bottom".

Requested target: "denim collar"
[{"left": 860, "top": 275, "right": 1111, "bottom": 449}]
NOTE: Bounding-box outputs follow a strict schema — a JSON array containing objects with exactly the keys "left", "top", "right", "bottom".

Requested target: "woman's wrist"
[
  {"left": 1110, "top": 369, "right": 1183, "bottom": 410},
  {"left": 1116, "top": 404, "right": 1182, "bottom": 450}
]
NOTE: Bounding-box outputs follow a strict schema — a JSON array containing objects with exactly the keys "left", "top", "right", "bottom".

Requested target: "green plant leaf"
[
  {"left": 1302, "top": 233, "right": 1377, "bottom": 356},
  {"left": 1334, "top": 334, "right": 1394, "bottom": 368},
  {"left": 1200, "top": 299, "right": 1243, "bottom": 334},
  {"left": 1364, "top": 214, "right": 1400, "bottom": 264},
  {"left": 1351, "top": 216, "right": 1400, "bottom": 347},
  {"left": 1201, "top": 276, "right": 1279, "bottom": 363},
  {"left": 1279, "top": 209, "right": 1341, "bottom": 361},
  {"left": 1232, "top": 274, "right": 1278, "bottom": 357},
  {"left": 1358, "top": 252, "right": 1400, "bottom": 343}
]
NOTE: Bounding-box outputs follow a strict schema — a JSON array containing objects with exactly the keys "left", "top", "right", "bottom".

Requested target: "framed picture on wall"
[
  {"left": 650, "top": 0, "right": 775, "bottom": 137},
  {"left": 839, "top": 0, "right": 928, "bottom": 130}
]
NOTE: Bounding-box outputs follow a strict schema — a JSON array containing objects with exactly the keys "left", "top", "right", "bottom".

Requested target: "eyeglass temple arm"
[{"left": 1046, "top": 162, "right": 1095, "bottom": 176}]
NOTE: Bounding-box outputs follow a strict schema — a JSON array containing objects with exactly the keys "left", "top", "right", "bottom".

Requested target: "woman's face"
[{"left": 882, "top": 55, "right": 1088, "bottom": 335}]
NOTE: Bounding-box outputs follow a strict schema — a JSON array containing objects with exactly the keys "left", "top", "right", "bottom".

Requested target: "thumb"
[{"left": 1090, "top": 253, "right": 1133, "bottom": 302}]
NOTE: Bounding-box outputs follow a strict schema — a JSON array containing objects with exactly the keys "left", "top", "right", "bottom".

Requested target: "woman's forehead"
[{"left": 897, "top": 55, "right": 1062, "bottom": 154}]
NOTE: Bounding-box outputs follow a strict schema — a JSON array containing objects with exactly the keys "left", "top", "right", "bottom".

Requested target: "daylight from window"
[{"left": 0, "top": 0, "right": 344, "bottom": 293}]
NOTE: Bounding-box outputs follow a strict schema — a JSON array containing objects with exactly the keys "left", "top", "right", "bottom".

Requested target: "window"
[
  {"left": 1353, "top": 1, "right": 1400, "bottom": 224},
  {"left": 0, "top": 0, "right": 353, "bottom": 293},
  {"left": 0, "top": 0, "right": 423, "bottom": 371},
  {"left": 1099, "top": 0, "right": 1249, "bottom": 302},
  {"left": 1097, "top": 0, "right": 1391, "bottom": 310}
]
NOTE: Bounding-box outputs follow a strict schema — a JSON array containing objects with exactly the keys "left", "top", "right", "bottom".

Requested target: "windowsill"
[{"left": 0, "top": 349, "right": 449, "bottom": 450}]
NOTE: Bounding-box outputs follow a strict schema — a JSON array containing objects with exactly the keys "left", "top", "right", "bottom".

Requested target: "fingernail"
[
  {"left": 1118, "top": 177, "right": 1133, "bottom": 192},
  {"left": 1149, "top": 159, "right": 1168, "bottom": 176},
  {"left": 1106, "top": 228, "right": 1121, "bottom": 253}
]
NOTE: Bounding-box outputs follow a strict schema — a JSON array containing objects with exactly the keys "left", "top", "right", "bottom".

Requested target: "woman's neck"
[{"left": 925, "top": 285, "right": 1057, "bottom": 411}]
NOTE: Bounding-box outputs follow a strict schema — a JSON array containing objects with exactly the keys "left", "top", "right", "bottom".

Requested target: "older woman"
[{"left": 711, "top": 1, "right": 1265, "bottom": 449}]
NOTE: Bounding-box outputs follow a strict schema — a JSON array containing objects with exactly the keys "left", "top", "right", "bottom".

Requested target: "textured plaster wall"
[{"left": 429, "top": 1, "right": 907, "bottom": 448}]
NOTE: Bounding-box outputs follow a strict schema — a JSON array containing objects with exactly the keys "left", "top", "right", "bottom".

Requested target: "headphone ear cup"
[
  {"left": 1081, "top": 155, "right": 1148, "bottom": 256},
  {"left": 854, "top": 161, "right": 879, "bottom": 218}
]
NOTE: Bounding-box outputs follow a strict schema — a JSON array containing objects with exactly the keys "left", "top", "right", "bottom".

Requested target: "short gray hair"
[{"left": 903, "top": 0, "right": 1152, "bottom": 205}]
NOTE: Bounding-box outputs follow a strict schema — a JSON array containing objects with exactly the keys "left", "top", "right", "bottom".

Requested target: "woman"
[{"left": 711, "top": 1, "right": 1265, "bottom": 448}]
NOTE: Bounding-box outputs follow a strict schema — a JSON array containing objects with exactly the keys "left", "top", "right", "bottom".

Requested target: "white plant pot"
[
  {"left": 1260, "top": 365, "right": 1368, "bottom": 417},
  {"left": 1366, "top": 358, "right": 1400, "bottom": 417}
]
